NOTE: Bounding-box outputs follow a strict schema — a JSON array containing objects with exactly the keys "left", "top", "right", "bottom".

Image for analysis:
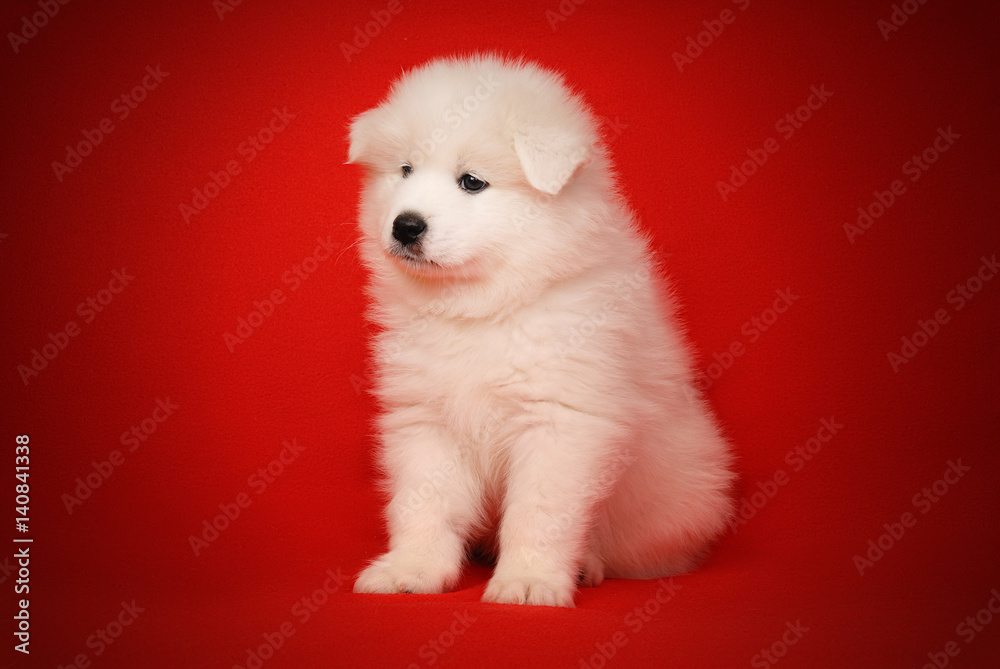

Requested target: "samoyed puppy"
[{"left": 349, "top": 55, "right": 734, "bottom": 607}]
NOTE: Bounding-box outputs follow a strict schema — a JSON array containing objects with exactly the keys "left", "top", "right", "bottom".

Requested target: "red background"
[{"left": 3, "top": 0, "right": 999, "bottom": 667}]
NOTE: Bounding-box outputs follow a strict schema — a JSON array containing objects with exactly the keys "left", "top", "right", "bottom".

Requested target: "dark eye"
[
  {"left": 458, "top": 173, "right": 488, "bottom": 193},
  {"left": 401, "top": 164, "right": 412, "bottom": 178}
]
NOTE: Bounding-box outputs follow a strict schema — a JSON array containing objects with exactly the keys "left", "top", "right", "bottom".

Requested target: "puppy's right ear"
[{"left": 346, "top": 108, "right": 379, "bottom": 165}]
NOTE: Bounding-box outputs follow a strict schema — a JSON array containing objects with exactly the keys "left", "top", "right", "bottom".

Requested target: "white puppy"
[{"left": 349, "top": 55, "right": 735, "bottom": 607}]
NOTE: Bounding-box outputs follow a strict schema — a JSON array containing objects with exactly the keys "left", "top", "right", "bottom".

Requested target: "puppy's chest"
[
  {"left": 383, "top": 316, "right": 552, "bottom": 424},
  {"left": 417, "top": 320, "right": 533, "bottom": 389}
]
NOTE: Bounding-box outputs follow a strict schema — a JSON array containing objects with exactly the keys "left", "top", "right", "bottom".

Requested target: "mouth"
[
  {"left": 385, "top": 241, "right": 485, "bottom": 281},
  {"left": 387, "top": 243, "right": 442, "bottom": 274}
]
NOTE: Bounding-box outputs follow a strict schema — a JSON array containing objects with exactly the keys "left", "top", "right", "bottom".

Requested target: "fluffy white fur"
[{"left": 348, "top": 55, "right": 735, "bottom": 607}]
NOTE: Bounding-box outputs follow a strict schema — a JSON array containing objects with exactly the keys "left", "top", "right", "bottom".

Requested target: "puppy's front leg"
[
  {"left": 354, "top": 421, "right": 479, "bottom": 595},
  {"left": 483, "top": 405, "right": 620, "bottom": 607}
]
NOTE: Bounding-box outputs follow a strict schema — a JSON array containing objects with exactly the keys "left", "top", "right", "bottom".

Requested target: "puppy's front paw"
[
  {"left": 354, "top": 551, "right": 459, "bottom": 595},
  {"left": 482, "top": 573, "right": 575, "bottom": 607}
]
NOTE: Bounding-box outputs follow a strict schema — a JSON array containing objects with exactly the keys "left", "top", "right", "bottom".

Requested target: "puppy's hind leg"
[
  {"left": 354, "top": 421, "right": 482, "bottom": 595},
  {"left": 578, "top": 549, "right": 605, "bottom": 587}
]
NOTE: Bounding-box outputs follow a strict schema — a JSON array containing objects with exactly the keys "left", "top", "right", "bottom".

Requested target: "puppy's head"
[{"left": 348, "top": 55, "right": 608, "bottom": 313}]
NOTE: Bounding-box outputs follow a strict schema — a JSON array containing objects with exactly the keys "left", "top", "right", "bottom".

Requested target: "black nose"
[{"left": 392, "top": 212, "right": 427, "bottom": 246}]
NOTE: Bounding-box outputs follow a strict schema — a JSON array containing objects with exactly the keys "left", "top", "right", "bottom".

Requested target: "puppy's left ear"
[{"left": 513, "top": 125, "right": 591, "bottom": 195}]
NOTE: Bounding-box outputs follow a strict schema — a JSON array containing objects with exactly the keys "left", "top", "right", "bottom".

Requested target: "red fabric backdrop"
[{"left": 3, "top": 0, "right": 999, "bottom": 667}]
